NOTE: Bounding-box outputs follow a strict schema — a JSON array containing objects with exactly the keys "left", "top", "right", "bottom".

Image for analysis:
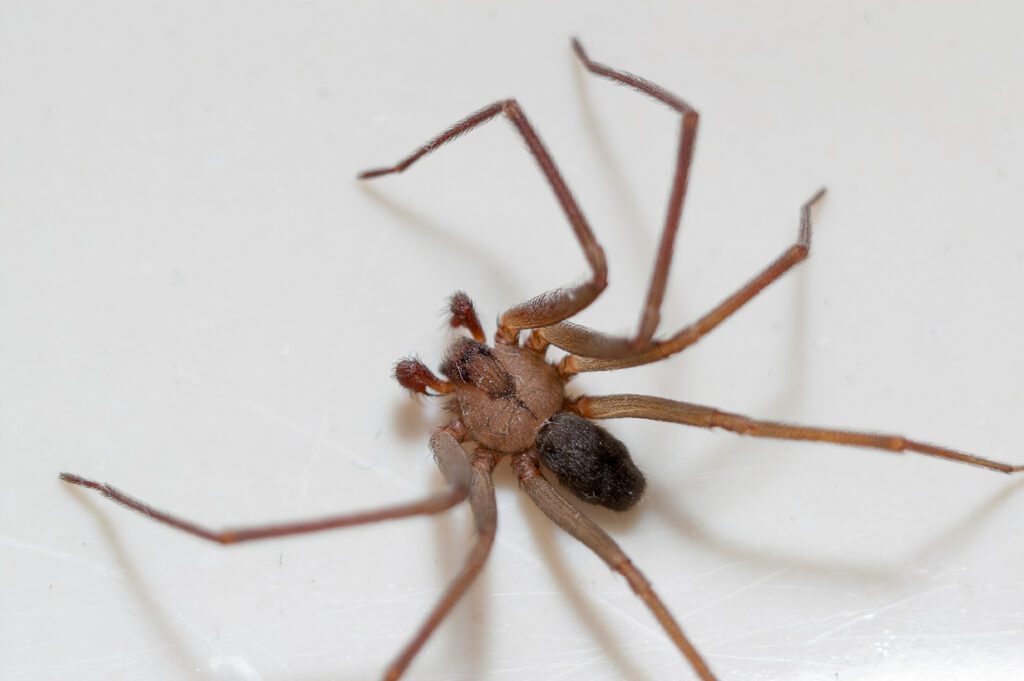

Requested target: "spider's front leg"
[
  {"left": 537, "top": 41, "right": 827, "bottom": 369},
  {"left": 534, "top": 38, "right": 701, "bottom": 359},
  {"left": 559, "top": 189, "right": 826, "bottom": 375},
  {"left": 359, "top": 98, "right": 608, "bottom": 345}
]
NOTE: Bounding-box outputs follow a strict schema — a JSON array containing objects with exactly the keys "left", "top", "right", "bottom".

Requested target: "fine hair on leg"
[
  {"left": 537, "top": 38, "right": 700, "bottom": 357},
  {"left": 382, "top": 449, "right": 499, "bottom": 680},
  {"left": 512, "top": 451, "right": 719, "bottom": 681},
  {"left": 573, "top": 394, "right": 1023, "bottom": 474},
  {"left": 557, "top": 189, "right": 826, "bottom": 375},
  {"left": 359, "top": 99, "right": 608, "bottom": 343},
  {"left": 60, "top": 424, "right": 472, "bottom": 545}
]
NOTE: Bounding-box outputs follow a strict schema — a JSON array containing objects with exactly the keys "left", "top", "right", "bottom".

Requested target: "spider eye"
[{"left": 535, "top": 412, "right": 646, "bottom": 511}]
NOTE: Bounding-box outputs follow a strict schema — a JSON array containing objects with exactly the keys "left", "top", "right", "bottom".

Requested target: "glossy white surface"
[{"left": 2, "top": 2, "right": 1023, "bottom": 680}]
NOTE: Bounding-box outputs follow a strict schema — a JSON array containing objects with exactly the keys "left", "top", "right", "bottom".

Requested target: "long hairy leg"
[
  {"left": 573, "top": 394, "right": 1023, "bottom": 474},
  {"left": 60, "top": 423, "right": 473, "bottom": 544},
  {"left": 558, "top": 189, "right": 825, "bottom": 374},
  {"left": 383, "top": 449, "right": 499, "bottom": 681},
  {"left": 359, "top": 99, "right": 607, "bottom": 343},
  {"left": 536, "top": 38, "right": 700, "bottom": 358},
  {"left": 512, "top": 451, "right": 719, "bottom": 681}
]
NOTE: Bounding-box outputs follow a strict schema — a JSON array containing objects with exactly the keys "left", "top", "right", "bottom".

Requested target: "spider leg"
[
  {"left": 383, "top": 449, "right": 498, "bottom": 681},
  {"left": 60, "top": 424, "right": 473, "bottom": 544},
  {"left": 559, "top": 189, "right": 825, "bottom": 375},
  {"left": 358, "top": 100, "right": 608, "bottom": 344},
  {"left": 511, "top": 451, "right": 719, "bottom": 681},
  {"left": 535, "top": 38, "right": 700, "bottom": 358},
  {"left": 573, "top": 394, "right": 1024, "bottom": 474}
]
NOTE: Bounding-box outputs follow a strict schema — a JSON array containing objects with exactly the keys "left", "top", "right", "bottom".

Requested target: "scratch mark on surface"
[
  {"left": 685, "top": 566, "right": 792, "bottom": 618},
  {"left": 806, "top": 583, "right": 960, "bottom": 645},
  {"left": 2, "top": 644, "right": 182, "bottom": 677},
  {"left": 209, "top": 655, "right": 264, "bottom": 681},
  {"left": 0, "top": 537, "right": 120, "bottom": 577},
  {"left": 711, "top": 652, "right": 866, "bottom": 670}
]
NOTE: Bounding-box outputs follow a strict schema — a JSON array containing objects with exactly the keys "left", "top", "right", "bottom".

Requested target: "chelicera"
[{"left": 61, "top": 39, "right": 1022, "bottom": 681}]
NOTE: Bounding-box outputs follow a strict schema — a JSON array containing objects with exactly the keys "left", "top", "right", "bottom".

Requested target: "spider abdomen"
[
  {"left": 441, "top": 338, "right": 564, "bottom": 453},
  {"left": 535, "top": 412, "right": 647, "bottom": 511}
]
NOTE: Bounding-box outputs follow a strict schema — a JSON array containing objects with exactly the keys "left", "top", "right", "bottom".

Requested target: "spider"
[{"left": 60, "top": 39, "right": 1022, "bottom": 681}]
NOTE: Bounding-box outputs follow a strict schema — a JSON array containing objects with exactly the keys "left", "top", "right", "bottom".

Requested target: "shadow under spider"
[
  {"left": 62, "top": 459, "right": 1023, "bottom": 681},
  {"left": 513, "top": 480, "right": 654, "bottom": 681},
  {"left": 910, "top": 474, "right": 1024, "bottom": 562},
  {"left": 357, "top": 183, "right": 522, "bottom": 304},
  {"left": 65, "top": 476, "right": 492, "bottom": 681},
  {"left": 570, "top": 45, "right": 656, "bottom": 279},
  {"left": 61, "top": 36, "right": 1023, "bottom": 681},
  {"left": 645, "top": 461, "right": 1024, "bottom": 589},
  {"left": 62, "top": 484, "right": 221, "bottom": 681}
]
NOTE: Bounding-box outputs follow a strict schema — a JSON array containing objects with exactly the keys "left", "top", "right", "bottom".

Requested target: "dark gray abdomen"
[{"left": 535, "top": 412, "right": 646, "bottom": 511}]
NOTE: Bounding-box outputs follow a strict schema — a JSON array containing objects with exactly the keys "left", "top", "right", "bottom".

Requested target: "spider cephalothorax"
[
  {"left": 60, "top": 38, "right": 1022, "bottom": 681},
  {"left": 396, "top": 293, "right": 648, "bottom": 512},
  {"left": 439, "top": 336, "right": 562, "bottom": 451}
]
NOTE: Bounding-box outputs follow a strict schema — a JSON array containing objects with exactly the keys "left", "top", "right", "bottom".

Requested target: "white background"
[{"left": 2, "top": 2, "right": 1023, "bottom": 681}]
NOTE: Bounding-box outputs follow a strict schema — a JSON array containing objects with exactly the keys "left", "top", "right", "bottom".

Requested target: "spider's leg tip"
[
  {"left": 570, "top": 37, "right": 588, "bottom": 58},
  {"left": 805, "top": 187, "right": 827, "bottom": 207},
  {"left": 359, "top": 165, "right": 404, "bottom": 181},
  {"left": 59, "top": 472, "right": 97, "bottom": 489}
]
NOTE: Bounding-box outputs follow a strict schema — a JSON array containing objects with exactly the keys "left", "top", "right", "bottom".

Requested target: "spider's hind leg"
[
  {"left": 574, "top": 393, "right": 1024, "bottom": 474},
  {"left": 60, "top": 425, "right": 473, "bottom": 545},
  {"left": 383, "top": 449, "right": 498, "bottom": 680},
  {"left": 512, "top": 450, "right": 719, "bottom": 681}
]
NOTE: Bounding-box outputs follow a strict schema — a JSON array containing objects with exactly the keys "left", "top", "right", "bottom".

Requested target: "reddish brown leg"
[
  {"left": 535, "top": 38, "right": 700, "bottom": 358},
  {"left": 573, "top": 394, "right": 1024, "bottom": 474},
  {"left": 559, "top": 189, "right": 826, "bottom": 375},
  {"left": 383, "top": 449, "right": 498, "bottom": 681},
  {"left": 512, "top": 451, "right": 718, "bottom": 681},
  {"left": 358, "top": 99, "right": 608, "bottom": 344},
  {"left": 524, "top": 330, "right": 551, "bottom": 355},
  {"left": 448, "top": 290, "right": 486, "bottom": 343},
  {"left": 395, "top": 357, "right": 453, "bottom": 396},
  {"left": 60, "top": 424, "right": 473, "bottom": 544}
]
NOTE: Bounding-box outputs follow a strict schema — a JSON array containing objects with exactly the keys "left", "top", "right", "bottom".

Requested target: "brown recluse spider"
[{"left": 61, "top": 38, "right": 1023, "bottom": 681}]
